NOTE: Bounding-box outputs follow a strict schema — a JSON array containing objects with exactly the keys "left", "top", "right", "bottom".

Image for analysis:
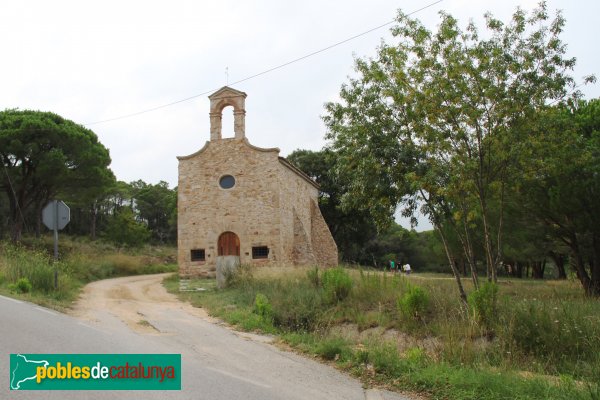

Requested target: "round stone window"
[{"left": 219, "top": 175, "right": 236, "bottom": 189}]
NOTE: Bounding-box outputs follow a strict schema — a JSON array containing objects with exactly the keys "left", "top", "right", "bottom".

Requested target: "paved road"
[{"left": 0, "top": 274, "right": 412, "bottom": 400}]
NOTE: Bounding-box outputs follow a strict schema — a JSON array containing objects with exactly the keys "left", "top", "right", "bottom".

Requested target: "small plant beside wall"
[{"left": 306, "top": 266, "right": 320, "bottom": 287}]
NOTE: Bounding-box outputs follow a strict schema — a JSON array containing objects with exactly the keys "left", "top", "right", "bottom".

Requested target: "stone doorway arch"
[{"left": 218, "top": 231, "right": 240, "bottom": 256}]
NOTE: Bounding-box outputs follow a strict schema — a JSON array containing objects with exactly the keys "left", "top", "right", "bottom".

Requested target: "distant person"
[
  {"left": 403, "top": 263, "right": 411, "bottom": 275},
  {"left": 389, "top": 260, "right": 395, "bottom": 271}
]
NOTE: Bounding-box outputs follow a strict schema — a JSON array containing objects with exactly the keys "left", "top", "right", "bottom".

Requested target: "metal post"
[{"left": 53, "top": 200, "right": 58, "bottom": 289}]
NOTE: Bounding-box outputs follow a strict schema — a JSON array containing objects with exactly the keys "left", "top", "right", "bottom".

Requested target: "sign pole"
[
  {"left": 42, "top": 199, "right": 70, "bottom": 290},
  {"left": 53, "top": 200, "right": 59, "bottom": 289}
]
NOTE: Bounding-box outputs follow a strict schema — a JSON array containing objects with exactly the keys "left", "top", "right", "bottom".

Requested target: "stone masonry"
[{"left": 177, "top": 87, "right": 338, "bottom": 277}]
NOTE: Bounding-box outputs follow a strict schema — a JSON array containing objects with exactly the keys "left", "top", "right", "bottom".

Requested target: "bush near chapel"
[{"left": 321, "top": 267, "right": 353, "bottom": 303}]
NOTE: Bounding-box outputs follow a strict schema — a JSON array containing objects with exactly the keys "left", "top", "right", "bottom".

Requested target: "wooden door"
[{"left": 218, "top": 232, "right": 240, "bottom": 256}]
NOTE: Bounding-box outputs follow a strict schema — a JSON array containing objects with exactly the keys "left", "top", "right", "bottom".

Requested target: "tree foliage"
[
  {"left": 0, "top": 109, "right": 113, "bottom": 241},
  {"left": 288, "top": 149, "right": 446, "bottom": 269},
  {"left": 130, "top": 180, "right": 177, "bottom": 244},
  {"left": 103, "top": 207, "right": 151, "bottom": 248},
  {"left": 323, "top": 2, "right": 588, "bottom": 300},
  {"left": 0, "top": 110, "right": 178, "bottom": 246},
  {"left": 516, "top": 100, "right": 600, "bottom": 295}
]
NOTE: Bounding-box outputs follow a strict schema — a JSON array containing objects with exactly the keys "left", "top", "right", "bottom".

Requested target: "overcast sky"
[{"left": 2, "top": 0, "right": 598, "bottom": 231}]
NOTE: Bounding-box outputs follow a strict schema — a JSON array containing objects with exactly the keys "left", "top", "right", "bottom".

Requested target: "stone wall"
[
  {"left": 291, "top": 209, "right": 317, "bottom": 265},
  {"left": 178, "top": 138, "right": 282, "bottom": 277},
  {"left": 177, "top": 86, "right": 338, "bottom": 277},
  {"left": 310, "top": 199, "right": 339, "bottom": 266},
  {"left": 277, "top": 160, "right": 319, "bottom": 264}
]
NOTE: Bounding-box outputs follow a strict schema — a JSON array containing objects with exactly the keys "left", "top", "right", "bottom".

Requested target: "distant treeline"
[
  {"left": 0, "top": 176, "right": 177, "bottom": 247},
  {"left": 0, "top": 109, "right": 176, "bottom": 246},
  {"left": 286, "top": 149, "right": 574, "bottom": 281}
]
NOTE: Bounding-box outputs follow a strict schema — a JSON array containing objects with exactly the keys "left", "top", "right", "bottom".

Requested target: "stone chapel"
[{"left": 177, "top": 87, "right": 338, "bottom": 277}]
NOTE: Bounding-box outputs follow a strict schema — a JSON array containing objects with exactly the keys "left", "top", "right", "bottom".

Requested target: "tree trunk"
[
  {"left": 515, "top": 261, "right": 523, "bottom": 278},
  {"left": 10, "top": 217, "right": 23, "bottom": 242},
  {"left": 565, "top": 233, "right": 595, "bottom": 296},
  {"left": 542, "top": 259, "right": 546, "bottom": 277},
  {"left": 8, "top": 194, "right": 24, "bottom": 242},
  {"left": 457, "top": 199, "right": 479, "bottom": 289},
  {"left": 420, "top": 189, "right": 468, "bottom": 305},
  {"left": 590, "top": 235, "right": 600, "bottom": 297},
  {"left": 6, "top": 188, "right": 20, "bottom": 242},
  {"left": 90, "top": 202, "right": 97, "bottom": 240},
  {"left": 531, "top": 260, "right": 544, "bottom": 279},
  {"left": 476, "top": 184, "right": 497, "bottom": 283},
  {"left": 481, "top": 210, "right": 496, "bottom": 282},
  {"left": 35, "top": 201, "right": 42, "bottom": 238},
  {"left": 436, "top": 225, "right": 468, "bottom": 306},
  {"left": 549, "top": 251, "right": 567, "bottom": 279}
]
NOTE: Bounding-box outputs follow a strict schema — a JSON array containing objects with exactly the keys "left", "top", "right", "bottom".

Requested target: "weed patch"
[
  {"left": 0, "top": 236, "right": 177, "bottom": 310},
  {"left": 398, "top": 284, "right": 429, "bottom": 319},
  {"left": 9, "top": 277, "right": 33, "bottom": 293},
  {"left": 468, "top": 281, "right": 498, "bottom": 329},
  {"left": 321, "top": 267, "right": 352, "bottom": 303},
  {"left": 165, "top": 267, "right": 600, "bottom": 399}
]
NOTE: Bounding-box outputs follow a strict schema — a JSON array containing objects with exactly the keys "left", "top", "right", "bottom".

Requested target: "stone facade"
[{"left": 177, "top": 87, "right": 338, "bottom": 277}]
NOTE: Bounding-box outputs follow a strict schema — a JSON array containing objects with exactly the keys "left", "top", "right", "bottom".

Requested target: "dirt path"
[
  {"left": 68, "top": 273, "right": 415, "bottom": 400},
  {"left": 70, "top": 273, "right": 218, "bottom": 335}
]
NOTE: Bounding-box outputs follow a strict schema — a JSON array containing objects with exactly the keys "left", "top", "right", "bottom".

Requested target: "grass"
[
  {"left": 0, "top": 235, "right": 177, "bottom": 311},
  {"left": 166, "top": 266, "right": 600, "bottom": 400}
]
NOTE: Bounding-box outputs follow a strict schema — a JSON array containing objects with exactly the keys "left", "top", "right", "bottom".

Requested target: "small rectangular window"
[
  {"left": 191, "top": 249, "right": 205, "bottom": 262},
  {"left": 252, "top": 246, "right": 269, "bottom": 259}
]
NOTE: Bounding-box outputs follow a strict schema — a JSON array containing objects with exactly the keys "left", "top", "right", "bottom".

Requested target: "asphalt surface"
[{"left": 0, "top": 274, "right": 413, "bottom": 400}]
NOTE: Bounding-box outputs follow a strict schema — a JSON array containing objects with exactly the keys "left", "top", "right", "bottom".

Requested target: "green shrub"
[
  {"left": 468, "top": 282, "right": 498, "bottom": 328},
  {"left": 352, "top": 270, "right": 403, "bottom": 309},
  {"left": 321, "top": 267, "right": 353, "bottom": 303},
  {"left": 254, "top": 292, "right": 272, "bottom": 319},
  {"left": 226, "top": 264, "right": 253, "bottom": 288},
  {"left": 13, "top": 277, "right": 32, "bottom": 293},
  {"left": 306, "top": 266, "right": 320, "bottom": 287},
  {"left": 499, "top": 299, "right": 600, "bottom": 378},
  {"left": 368, "top": 342, "right": 407, "bottom": 376},
  {"left": 103, "top": 208, "right": 151, "bottom": 248},
  {"left": 315, "top": 337, "right": 350, "bottom": 361},
  {"left": 2, "top": 245, "right": 55, "bottom": 292},
  {"left": 271, "top": 283, "right": 323, "bottom": 331},
  {"left": 398, "top": 284, "right": 429, "bottom": 318},
  {"left": 404, "top": 347, "right": 428, "bottom": 366},
  {"left": 28, "top": 263, "right": 55, "bottom": 293}
]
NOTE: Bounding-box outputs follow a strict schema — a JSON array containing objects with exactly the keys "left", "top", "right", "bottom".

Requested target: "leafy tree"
[
  {"left": 288, "top": 150, "right": 447, "bottom": 270},
  {"left": 323, "top": 3, "right": 586, "bottom": 302},
  {"left": 103, "top": 207, "right": 150, "bottom": 248},
  {"left": 130, "top": 180, "right": 177, "bottom": 243},
  {"left": 0, "top": 109, "right": 113, "bottom": 242},
  {"left": 104, "top": 181, "right": 134, "bottom": 215},
  {"left": 61, "top": 169, "right": 116, "bottom": 240},
  {"left": 517, "top": 100, "right": 600, "bottom": 295}
]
